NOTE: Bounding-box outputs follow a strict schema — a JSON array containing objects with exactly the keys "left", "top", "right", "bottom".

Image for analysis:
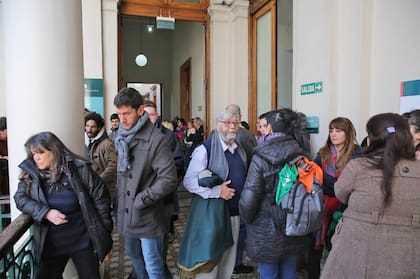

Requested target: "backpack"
[{"left": 272, "top": 156, "right": 324, "bottom": 236}]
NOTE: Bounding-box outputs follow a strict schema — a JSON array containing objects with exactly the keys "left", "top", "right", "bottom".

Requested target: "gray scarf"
[
  {"left": 115, "top": 112, "right": 149, "bottom": 172},
  {"left": 207, "top": 130, "right": 246, "bottom": 180}
]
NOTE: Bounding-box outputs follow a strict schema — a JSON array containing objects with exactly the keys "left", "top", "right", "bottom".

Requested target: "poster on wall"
[
  {"left": 84, "top": 78, "right": 104, "bottom": 116},
  {"left": 126, "top": 82, "right": 162, "bottom": 116},
  {"left": 400, "top": 79, "right": 420, "bottom": 114}
]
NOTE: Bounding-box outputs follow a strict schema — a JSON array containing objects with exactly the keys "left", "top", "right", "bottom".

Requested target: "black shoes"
[{"left": 233, "top": 264, "right": 254, "bottom": 274}]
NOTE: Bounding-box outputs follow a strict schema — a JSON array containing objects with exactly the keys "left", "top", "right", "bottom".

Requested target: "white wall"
[
  {"left": 294, "top": 0, "right": 420, "bottom": 155},
  {"left": 208, "top": 0, "right": 249, "bottom": 128},
  {"left": 171, "top": 21, "right": 205, "bottom": 122},
  {"left": 0, "top": 2, "right": 5, "bottom": 115},
  {"left": 370, "top": 0, "right": 420, "bottom": 115}
]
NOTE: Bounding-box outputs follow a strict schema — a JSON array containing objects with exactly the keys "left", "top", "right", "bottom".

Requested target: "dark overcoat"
[
  {"left": 116, "top": 119, "right": 178, "bottom": 238},
  {"left": 239, "top": 136, "right": 310, "bottom": 263}
]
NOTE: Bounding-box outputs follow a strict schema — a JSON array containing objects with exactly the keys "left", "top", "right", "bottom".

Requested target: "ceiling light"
[{"left": 147, "top": 24, "right": 154, "bottom": 33}]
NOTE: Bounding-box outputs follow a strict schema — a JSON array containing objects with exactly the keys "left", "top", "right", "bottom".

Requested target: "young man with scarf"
[{"left": 114, "top": 87, "right": 178, "bottom": 279}]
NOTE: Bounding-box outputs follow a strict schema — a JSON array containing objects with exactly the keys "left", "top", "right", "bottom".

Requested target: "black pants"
[
  {"left": 308, "top": 244, "right": 323, "bottom": 279},
  {"left": 37, "top": 246, "right": 100, "bottom": 279}
]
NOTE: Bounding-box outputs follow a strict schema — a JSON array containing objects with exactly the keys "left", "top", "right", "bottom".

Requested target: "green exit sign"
[
  {"left": 301, "top": 82, "right": 323, "bottom": 95},
  {"left": 156, "top": 16, "right": 175, "bottom": 30}
]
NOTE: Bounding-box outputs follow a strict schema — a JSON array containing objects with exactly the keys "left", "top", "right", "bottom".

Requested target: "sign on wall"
[
  {"left": 84, "top": 78, "right": 104, "bottom": 116},
  {"left": 400, "top": 79, "right": 420, "bottom": 113},
  {"left": 301, "top": 82, "right": 323, "bottom": 95}
]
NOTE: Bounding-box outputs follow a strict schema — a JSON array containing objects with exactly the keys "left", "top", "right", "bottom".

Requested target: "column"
[
  {"left": 208, "top": 0, "right": 249, "bottom": 127},
  {"left": 3, "top": 0, "right": 85, "bottom": 219}
]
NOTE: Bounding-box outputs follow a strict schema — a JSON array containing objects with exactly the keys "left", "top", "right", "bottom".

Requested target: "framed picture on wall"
[{"left": 126, "top": 82, "right": 162, "bottom": 116}]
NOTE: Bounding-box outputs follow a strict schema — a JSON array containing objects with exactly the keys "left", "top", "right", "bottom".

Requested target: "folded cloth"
[{"left": 198, "top": 169, "right": 224, "bottom": 188}]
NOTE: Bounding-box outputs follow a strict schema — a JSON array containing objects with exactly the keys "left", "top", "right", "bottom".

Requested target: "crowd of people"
[{"left": 3, "top": 87, "right": 420, "bottom": 278}]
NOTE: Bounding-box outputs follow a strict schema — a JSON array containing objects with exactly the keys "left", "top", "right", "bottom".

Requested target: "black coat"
[
  {"left": 14, "top": 157, "right": 113, "bottom": 264},
  {"left": 239, "top": 136, "right": 310, "bottom": 262}
]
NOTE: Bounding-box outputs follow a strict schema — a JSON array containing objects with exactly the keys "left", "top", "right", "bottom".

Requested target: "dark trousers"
[
  {"left": 307, "top": 245, "right": 323, "bottom": 279},
  {"left": 37, "top": 246, "right": 100, "bottom": 279}
]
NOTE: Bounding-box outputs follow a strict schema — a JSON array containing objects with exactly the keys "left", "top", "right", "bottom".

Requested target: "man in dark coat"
[{"left": 114, "top": 88, "right": 178, "bottom": 279}]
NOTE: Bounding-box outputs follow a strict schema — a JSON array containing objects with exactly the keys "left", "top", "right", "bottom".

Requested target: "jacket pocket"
[{"left": 130, "top": 204, "right": 154, "bottom": 228}]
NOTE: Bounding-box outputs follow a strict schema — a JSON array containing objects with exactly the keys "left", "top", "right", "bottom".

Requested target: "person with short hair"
[
  {"left": 114, "top": 87, "right": 178, "bottom": 279},
  {"left": 85, "top": 112, "right": 117, "bottom": 213},
  {"left": 320, "top": 113, "right": 420, "bottom": 278},
  {"left": 109, "top": 113, "right": 120, "bottom": 142},
  {"left": 14, "top": 131, "right": 113, "bottom": 279},
  {"left": 179, "top": 108, "right": 247, "bottom": 279}
]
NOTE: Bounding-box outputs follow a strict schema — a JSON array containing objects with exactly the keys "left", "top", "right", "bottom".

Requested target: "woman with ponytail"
[{"left": 321, "top": 113, "right": 420, "bottom": 278}]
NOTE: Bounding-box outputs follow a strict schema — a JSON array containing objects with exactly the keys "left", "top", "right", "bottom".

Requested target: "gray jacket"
[{"left": 116, "top": 119, "right": 178, "bottom": 238}]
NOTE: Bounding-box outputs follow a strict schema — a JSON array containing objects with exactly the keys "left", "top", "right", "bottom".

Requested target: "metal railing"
[
  {"left": 0, "top": 195, "right": 10, "bottom": 232},
  {"left": 0, "top": 214, "right": 35, "bottom": 279}
]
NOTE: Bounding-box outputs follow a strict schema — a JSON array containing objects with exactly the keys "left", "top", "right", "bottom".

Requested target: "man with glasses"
[{"left": 181, "top": 108, "right": 247, "bottom": 279}]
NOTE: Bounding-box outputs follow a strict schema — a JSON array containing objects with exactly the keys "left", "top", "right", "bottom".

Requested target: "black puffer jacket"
[
  {"left": 14, "top": 157, "right": 113, "bottom": 264},
  {"left": 239, "top": 136, "right": 310, "bottom": 262}
]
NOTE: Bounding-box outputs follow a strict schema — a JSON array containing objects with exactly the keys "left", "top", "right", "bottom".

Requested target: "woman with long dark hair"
[
  {"left": 240, "top": 108, "right": 311, "bottom": 279},
  {"left": 308, "top": 117, "right": 362, "bottom": 278},
  {"left": 14, "top": 131, "right": 113, "bottom": 279},
  {"left": 321, "top": 113, "right": 420, "bottom": 278}
]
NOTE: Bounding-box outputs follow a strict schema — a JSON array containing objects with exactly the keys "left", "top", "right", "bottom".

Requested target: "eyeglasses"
[{"left": 219, "top": 121, "right": 240, "bottom": 127}]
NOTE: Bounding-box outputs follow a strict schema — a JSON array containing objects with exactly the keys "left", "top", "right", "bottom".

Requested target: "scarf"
[
  {"left": 84, "top": 129, "right": 105, "bottom": 147},
  {"left": 115, "top": 112, "right": 149, "bottom": 172}
]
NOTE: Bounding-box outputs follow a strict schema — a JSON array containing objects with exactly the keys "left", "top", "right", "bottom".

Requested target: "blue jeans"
[
  {"left": 258, "top": 255, "right": 297, "bottom": 279},
  {"left": 124, "top": 235, "right": 168, "bottom": 279}
]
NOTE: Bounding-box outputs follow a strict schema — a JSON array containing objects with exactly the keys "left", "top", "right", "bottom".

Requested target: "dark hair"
[
  {"left": 114, "top": 87, "right": 144, "bottom": 109},
  {"left": 364, "top": 113, "right": 415, "bottom": 206},
  {"left": 319, "top": 117, "right": 358, "bottom": 169},
  {"left": 0, "top": 117, "right": 6, "bottom": 130},
  {"left": 24, "top": 131, "right": 84, "bottom": 183},
  {"left": 110, "top": 113, "right": 119, "bottom": 121},
  {"left": 84, "top": 112, "right": 104, "bottom": 129},
  {"left": 406, "top": 109, "right": 420, "bottom": 133},
  {"left": 265, "top": 108, "right": 310, "bottom": 154},
  {"left": 177, "top": 117, "right": 186, "bottom": 126},
  {"left": 241, "top": 121, "right": 250, "bottom": 130}
]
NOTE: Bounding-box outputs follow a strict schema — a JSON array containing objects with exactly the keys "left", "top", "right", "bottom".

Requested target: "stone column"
[
  {"left": 3, "top": 0, "right": 84, "bottom": 217},
  {"left": 208, "top": 0, "right": 249, "bottom": 127}
]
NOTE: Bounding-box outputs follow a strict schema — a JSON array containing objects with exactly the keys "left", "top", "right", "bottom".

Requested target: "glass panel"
[
  {"left": 173, "top": 0, "right": 201, "bottom": 3},
  {"left": 256, "top": 10, "right": 272, "bottom": 117},
  {"left": 277, "top": 0, "right": 293, "bottom": 108}
]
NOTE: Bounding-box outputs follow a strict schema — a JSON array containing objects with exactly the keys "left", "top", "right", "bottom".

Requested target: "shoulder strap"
[{"left": 203, "top": 139, "right": 211, "bottom": 165}]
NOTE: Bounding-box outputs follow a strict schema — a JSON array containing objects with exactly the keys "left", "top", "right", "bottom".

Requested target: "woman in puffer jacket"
[
  {"left": 14, "top": 131, "right": 113, "bottom": 279},
  {"left": 239, "top": 108, "right": 311, "bottom": 279}
]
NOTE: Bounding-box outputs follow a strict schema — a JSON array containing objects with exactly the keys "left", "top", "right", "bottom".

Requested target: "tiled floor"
[{"left": 104, "top": 195, "right": 310, "bottom": 279}]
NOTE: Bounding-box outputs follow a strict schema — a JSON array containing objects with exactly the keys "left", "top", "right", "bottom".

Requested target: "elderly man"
[{"left": 180, "top": 108, "right": 247, "bottom": 279}]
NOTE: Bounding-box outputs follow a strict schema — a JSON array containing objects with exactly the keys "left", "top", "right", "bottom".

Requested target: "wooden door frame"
[
  {"left": 180, "top": 58, "right": 192, "bottom": 123},
  {"left": 249, "top": 0, "right": 277, "bottom": 134},
  {"left": 118, "top": 0, "right": 210, "bottom": 134}
]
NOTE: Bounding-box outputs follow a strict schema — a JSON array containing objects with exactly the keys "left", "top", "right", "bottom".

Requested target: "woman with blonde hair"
[{"left": 308, "top": 117, "right": 362, "bottom": 279}]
